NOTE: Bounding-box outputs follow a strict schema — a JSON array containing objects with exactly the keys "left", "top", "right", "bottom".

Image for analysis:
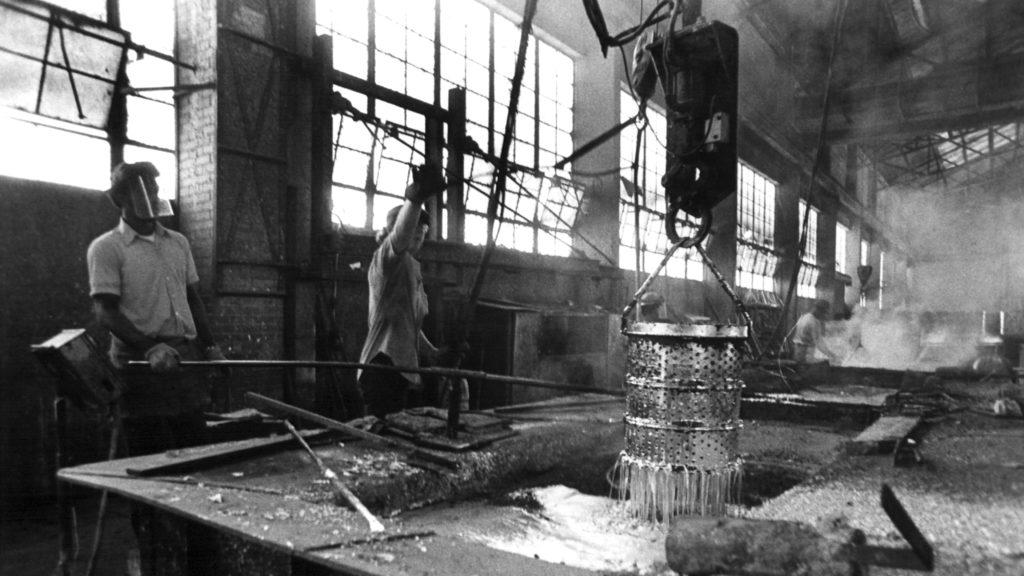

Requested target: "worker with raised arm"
[{"left": 358, "top": 163, "right": 446, "bottom": 418}]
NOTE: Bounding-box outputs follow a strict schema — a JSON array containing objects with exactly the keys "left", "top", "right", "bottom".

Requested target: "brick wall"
[
  {"left": 177, "top": 0, "right": 218, "bottom": 293},
  {"left": 176, "top": 0, "right": 316, "bottom": 403}
]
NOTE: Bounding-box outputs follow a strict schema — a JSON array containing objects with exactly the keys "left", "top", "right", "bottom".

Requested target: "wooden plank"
[
  {"left": 125, "top": 430, "right": 330, "bottom": 477},
  {"left": 849, "top": 416, "right": 921, "bottom": 454}
]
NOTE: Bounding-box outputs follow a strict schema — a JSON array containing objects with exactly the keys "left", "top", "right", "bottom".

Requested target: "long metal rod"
[
  {"left": 245, "top": 393, "right": 458, "bottom": 469},
  {"left": 282, "top": 420, "right": 385, "bottom": 533},
  {"left": 553, "top": 114, "right": 638, "bottom": 170},
  {"left": 129, "top": 360, "right": 624, "bottom": 397}
]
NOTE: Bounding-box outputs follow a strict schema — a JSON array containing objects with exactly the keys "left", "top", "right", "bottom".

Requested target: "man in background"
[{"left": 792, "top": 299, "right": 838, "bottom": 365}]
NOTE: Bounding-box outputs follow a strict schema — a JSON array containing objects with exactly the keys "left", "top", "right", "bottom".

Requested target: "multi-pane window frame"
[
  {"left": 736, "top": 162, "right": 780, "bottom": 294},
  {"left": 835, "top": 221, "right": 850, "bottom": 277},
  {"left": 618, "top": 91, "right": 704, "bottom": 280},
  {"left": 0, "top": 0, "right": 178, "bottom": 195},
  {"left": 797, "top": 199, "right": 821, "bottom": 299},
  {"left": 316, "top": 0, "right": 578, "bottom": 256}
]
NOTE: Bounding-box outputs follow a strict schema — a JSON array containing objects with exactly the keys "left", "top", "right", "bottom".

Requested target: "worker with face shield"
[{"left": 87, "top": 161, "right": 227, "bottom": 453}]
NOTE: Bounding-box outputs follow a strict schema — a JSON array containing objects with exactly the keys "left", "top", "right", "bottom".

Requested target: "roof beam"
[{"left": 795, "top": 56, "right": 1024, "bottom": 143}]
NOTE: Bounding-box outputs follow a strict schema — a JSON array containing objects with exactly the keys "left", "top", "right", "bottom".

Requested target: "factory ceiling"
[{"left": 743, "top": 0, "right": 1024, "bottom": 193}]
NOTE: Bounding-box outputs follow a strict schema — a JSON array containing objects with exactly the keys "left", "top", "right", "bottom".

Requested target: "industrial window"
[
  {"left": 835, "top": 221, "right": 849, "bottom": 275},
  {"left": 317, "top": 0, "right": 578, "bottom": 256},
  {"left": 878, "top": 250, "right": 886, "bottom": 310},
  {"left": 797, "top": 200, "right": 820, "bottom": 299},
  {"left": 736, "top": 162, "right": 778, "bottom": 293},
  {"left": 119, "top": 0, "right": 177, "bottom": 195},
  {"left": 0, "top": 0, "right": 177, "bottom": 195},
  {"left": 618, "top": 92, "right": 703, "bottom": 280},
  {"left": 859, "top": 239, "right": 870, "bottom": 306}
]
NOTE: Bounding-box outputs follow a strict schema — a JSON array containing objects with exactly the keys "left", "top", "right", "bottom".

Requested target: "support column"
[{"left": 177, "top": 0, "right": 317, "bottom": 406}]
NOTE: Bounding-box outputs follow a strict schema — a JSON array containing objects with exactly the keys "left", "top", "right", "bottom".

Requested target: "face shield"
[{"left": 127, "top": 175, "right": 174, "bottom": 220}]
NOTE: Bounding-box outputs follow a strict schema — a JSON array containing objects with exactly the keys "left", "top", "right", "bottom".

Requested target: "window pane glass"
[
  {"left": 835, "top": 222, "right": 849, "bottom": 274},
  {"left": 121, "top": 0, "right": 174, "bottom": 54},
  {"left": 335, "top": 148, "right": 370, "bottom": 187},
  {"left": 333, "top": 186, "right": 367, "bottom": 229},
  {"left": 736, "top": 161, "right": 778, "bottom": 291},
  {"left": 372, "top": 194, "right": 403, "bottom": 230},
  {"left": 0, "top": 111, "right": 109, "bottom": 188},
  {"left": 337, "top": 38, "right": 369, "bottom": 78},
  {"left": 126, "top": 97, "right": 174, "bottom": 150},
  {"left": 464, "top": 213, "right": 488, "bottom": 245}
]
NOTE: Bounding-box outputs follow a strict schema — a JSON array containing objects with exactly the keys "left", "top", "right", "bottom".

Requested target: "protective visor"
[{"left": 129, "top": 175, "right": 174, "bottom": 220}]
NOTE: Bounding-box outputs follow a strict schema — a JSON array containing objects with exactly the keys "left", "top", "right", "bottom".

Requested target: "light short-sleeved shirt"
[
  {"left": 792, "top": 311, "right": 825, "bottom": 363},
  {"left": 87, "top": 220, "right": 200, "bottom": 355},
  {"left": 358, "top": 234, "right": 429, "bottom": 384}
]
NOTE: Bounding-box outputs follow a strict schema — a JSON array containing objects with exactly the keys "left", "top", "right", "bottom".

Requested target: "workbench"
[{"left": 57, "top": 402, "right": 625, "bottom": 576}]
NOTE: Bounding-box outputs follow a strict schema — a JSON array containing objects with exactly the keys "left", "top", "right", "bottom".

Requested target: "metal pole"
[
  {"left": 54, "top": 397, "right": 72, "bottom": 576},
  {"left": 127, "top": 360, "right": 625, "bottom": 397},
  {"left": 282, "top": 420, "right": 385, "bottom": 533}
]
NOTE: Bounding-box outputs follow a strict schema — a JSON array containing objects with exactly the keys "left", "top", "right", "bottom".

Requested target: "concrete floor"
[
  {"left": 746, "top": 408, "right": 1024, "bottom": 576},
  {"left": 0, "top": 492, "right": 137, "bottom": 576},
  {"left": 2, "top": 378, "right": 1021, "bottom": 576}
]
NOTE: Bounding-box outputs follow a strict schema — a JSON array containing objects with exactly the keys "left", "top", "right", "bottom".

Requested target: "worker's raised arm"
[{"left": 390, "top": 163, "right": 444, "bottom": 253}]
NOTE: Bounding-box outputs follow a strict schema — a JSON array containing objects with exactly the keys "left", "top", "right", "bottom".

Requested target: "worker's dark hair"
[
  {"left": 106, "top": 162, "right": 159, "bottom": 207},
  {"left": 376, "top": 204, "right": 430, "bottom": 243}
]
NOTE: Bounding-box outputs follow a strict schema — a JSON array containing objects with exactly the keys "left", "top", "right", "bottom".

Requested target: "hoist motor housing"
[{"left": 649, "top": 21, "right": 738, "bottom": 237}]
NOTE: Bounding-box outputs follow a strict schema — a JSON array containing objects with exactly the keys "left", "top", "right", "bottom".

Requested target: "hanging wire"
[
  {"left": 761, "top": 0, "right": 850, "bottom": 360},
  {"left": 452, "top": 0, "right": 541, "bottom": 373},
  {"left": 632, "top": 120, "right": 647, "bottom": 322}
]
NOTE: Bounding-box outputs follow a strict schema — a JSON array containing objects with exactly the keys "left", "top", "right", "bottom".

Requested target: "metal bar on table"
[
  {"left": 128, "top": 360, "right": 624, "bottom": 397},
  {"left": 282, "top": 420, "right": 385, "bottom": 533},
  {"left": 244, "top": 392, "right": 459, "bottom": 469}
]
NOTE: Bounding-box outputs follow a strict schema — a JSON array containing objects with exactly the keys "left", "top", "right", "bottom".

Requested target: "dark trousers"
[
  {"left": 359, "top": 353, "right": 414, "bottom": 419},
  {"left": 117, "top": 339, "right": 211, "bottom": 455}
]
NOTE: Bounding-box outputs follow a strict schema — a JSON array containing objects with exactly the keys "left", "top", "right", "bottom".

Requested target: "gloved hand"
[
  {"left": 145, "top": 342, "right": 181, "bottom": 372},
  {"left": 405, "top": 162, "right": 446, "bottom": 203},
  {"left": 205, "top": 345, "right": 231, "bottom": 378}
]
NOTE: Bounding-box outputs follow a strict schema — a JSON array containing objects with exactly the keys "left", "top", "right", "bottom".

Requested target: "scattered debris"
[
  {"left": 993, "top": 398, "right": 1023, "bottom": 419},
  {"left": 893, "top": 437, "right": 925, "bottom": 467}
]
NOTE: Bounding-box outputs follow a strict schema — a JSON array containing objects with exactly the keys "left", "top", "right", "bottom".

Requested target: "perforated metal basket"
[
  {"left": 623, "top": 322, "right": 747, "bottom": 469},
  {"left": 624, "top": 378, "right": 742, "bottom": 425},
  {"left": 626, "top": 322, "right": 746, "bottom": 382}
]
